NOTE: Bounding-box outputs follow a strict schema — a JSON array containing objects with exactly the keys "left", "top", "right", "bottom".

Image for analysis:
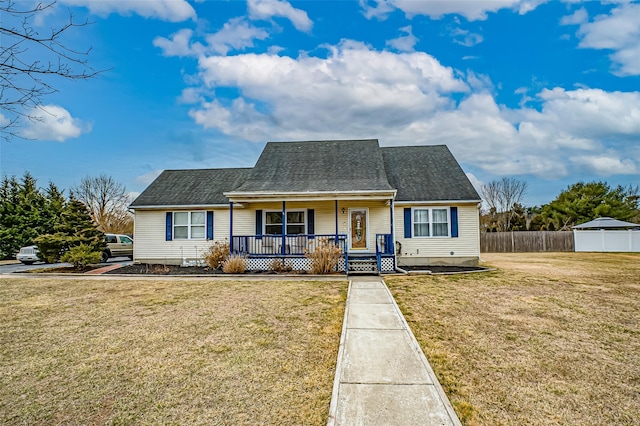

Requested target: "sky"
[{"left": 1, "top": 0, "right": 639, "bottom": 207}]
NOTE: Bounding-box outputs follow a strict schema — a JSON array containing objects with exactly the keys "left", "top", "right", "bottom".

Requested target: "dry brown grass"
[
  {"left": 306, "top": 238, "right": 342, "bottom": 274},
  {"left": 386, "top": 252, "right": 640, "bottom": 426},
  {"left": 221, "top": 255, "right": 247, "bottom": 273},
  {"left": 0, "top": 276, "right": 346, "bottom": 425}
]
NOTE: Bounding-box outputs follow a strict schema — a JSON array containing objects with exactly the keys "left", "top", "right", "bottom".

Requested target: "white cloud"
[
  {"left": 560, "top": 7, "right": 588, "bottom": 26},
  {"left": 450, "top": 27, "right": 484, "bottom": 47},
  {"left": 135, "top": 170, "right": 163, "bottom": 186},
  {"left": 0, "top": 113, "right": 10, "bottom": 127},
  {"left": 248, "top": 0, "right": 313, "bottom": 32},
  {"left": 154, "top": 18, "right": 270, "bottom": 57},
  {"left": 386, "top": 26, "right": 418, "bottom": 52},
  {"left": 361, "top": 0, "right": 545, "bottom": 21},
  {"left": 570, "top": 154, "right": 637, "bottom": 175},
  {"left": 21, "top": 105, "right": 89, "bottom": 142},
  {"left": 153, "top": 29, "right": 202, "bottom": 57},
  {"left": 359, "top": 0, "right": 395, "bottom": 19},
  {"left": 465, "top": 172, "right": 484, "bottom": 194},
  {"left": 205, "top": 17, "right": 270, "bottom": 55},
  {"left": 61, "top": 0, "right": 196, "bottom": 22},
  {"left": 533, "top": 87, "right": 640, "bottom": 138},
  {"left": 182, "top": 41, "right": 639, "bottom": 179},
  {"left": 573, "top": 2, "right": 640, "bottom": 75}
]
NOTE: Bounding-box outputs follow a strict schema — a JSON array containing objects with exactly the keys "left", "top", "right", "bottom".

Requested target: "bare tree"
[
  {"left": 480, "top": 177, "right": 528, "bottom": 231},
  {"left": 71, "top": 175, "right": 133, "bottom": 234},
  {"left": 0, "top": 0, "right": 99, "bottom": 141}
]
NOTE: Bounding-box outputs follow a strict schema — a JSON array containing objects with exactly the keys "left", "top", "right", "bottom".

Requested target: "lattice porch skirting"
[{"left": 246, "top": 256, "right": 347, "bottom": 272}]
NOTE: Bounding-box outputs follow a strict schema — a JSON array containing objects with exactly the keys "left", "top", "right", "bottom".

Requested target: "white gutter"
[
  {"left": 129, "top": 203, "right": 235, "bottom": 210},
  {"left": 224, "top": 189, "right": 397, "bottom": 203},
  {"left": 394, "top": 199, "right": 481, "bottom": 205}
]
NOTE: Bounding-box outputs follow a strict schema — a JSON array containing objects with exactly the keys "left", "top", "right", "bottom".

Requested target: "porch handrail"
[
  {"left": 375, "top": 233, "right": 394, "bottom": 255},
  {"left": 376, "top": 233, "right": 394, "bottom": 272},
  {"left": 231, "top": 234, "right": 347, "bottom": 256}
]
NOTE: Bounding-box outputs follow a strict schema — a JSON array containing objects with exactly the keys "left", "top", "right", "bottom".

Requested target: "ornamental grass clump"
[
  {"left": 222, "top": 255, "right": 247, "bottom": 274},
  {"left": 269, "top": 258, "right": 293, "bottom": 273},
  {"left": 305, "top": 238, "right": 342, "bottom": 274},
  {"left": 204, "top": 240, "right": 230, "bottom": 269}
]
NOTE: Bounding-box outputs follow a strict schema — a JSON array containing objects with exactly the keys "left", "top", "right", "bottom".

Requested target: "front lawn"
[
  {"left": 0, "top": 276, "right": 346, "bottom": 425},
  {"left": 386, "top": 252, "right": 640, "bottom": 425}
]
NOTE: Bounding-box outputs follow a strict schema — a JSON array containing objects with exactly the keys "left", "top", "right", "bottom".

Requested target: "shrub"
[
  {"left": 269, "top": 258, "right": 292, "bottom": 273},
  {"left": 222, "top": 255, "right": 247, "bottom": 274},
  {"left": 61, "top": 244, "right": 102, "bottom": 270},
  {"left": 204, "top": 240, "right": 230, "bottom": 269},
  {"left": 305, "top": 238, "right": 342, "bottom": 274},
  {"left": 34, "top": 232, "right": 70, "bottom": 263}
]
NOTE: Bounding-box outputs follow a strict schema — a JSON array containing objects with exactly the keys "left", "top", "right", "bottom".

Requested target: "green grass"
[
  {"left": 0, "top": 277, "right": 347, "bottom": 425},
  {"left": 387, "top": 252, "right": 640, "bottom": 426}
]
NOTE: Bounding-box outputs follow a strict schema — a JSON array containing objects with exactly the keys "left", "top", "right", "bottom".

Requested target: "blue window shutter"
[
  {"left": 165, "top": 212, "right": 172, "bottom": 241},
  {"left": 255, "top": 210, "right": 263, "bottom": 239},
  {"left": 308, "top": 209, "right": 315, "bottom": 238},
  {"left": 451, "top": 207, "right": 458, "bottom": 238},
  {"left": 207, "top": 211, "right": 214, "bottom": 240},
  {"left": 404, "top": 208, "right": 411, "bottom": 238}
]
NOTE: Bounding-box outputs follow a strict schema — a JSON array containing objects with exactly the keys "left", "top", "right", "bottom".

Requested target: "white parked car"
[{"left": 16, "top": 245, "right": 41, "bottom": 265}]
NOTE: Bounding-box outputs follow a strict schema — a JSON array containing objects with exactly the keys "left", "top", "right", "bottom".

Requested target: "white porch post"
[
  {"left": 281, "top": 201, "right": 286, "bottom": 255},
  {"left": 335, "top": 200, "right": 339, "bottom": 246}
]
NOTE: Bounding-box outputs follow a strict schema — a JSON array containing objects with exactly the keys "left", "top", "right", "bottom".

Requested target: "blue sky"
[{"left": 1, "top": 0, "right": 639, "bottom": 207}]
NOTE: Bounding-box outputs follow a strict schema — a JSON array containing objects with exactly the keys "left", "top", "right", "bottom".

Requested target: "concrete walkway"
[{"left": 328, "top": 277, "right": 461, "bottom": 426}]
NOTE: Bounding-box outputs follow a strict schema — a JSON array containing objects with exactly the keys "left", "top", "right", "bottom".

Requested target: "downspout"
[
  {"left": 390, "top": 198, "right": 396, "bottom": 269},
  {"left": 229, "top": 201, "right": 234, "bottom": 253}
]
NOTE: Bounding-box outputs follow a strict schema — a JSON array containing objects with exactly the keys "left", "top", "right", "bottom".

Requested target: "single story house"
[
  {"left": 573, "top": 217, "right": 640, "bottom": 252},
  {"left": 129, "top": 139, "right": 481, "bottom": 273}
]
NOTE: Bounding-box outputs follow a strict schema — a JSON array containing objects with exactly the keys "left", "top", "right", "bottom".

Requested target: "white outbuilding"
[{"left": 573, "top": 217, "right": 640, "bottom": 252}]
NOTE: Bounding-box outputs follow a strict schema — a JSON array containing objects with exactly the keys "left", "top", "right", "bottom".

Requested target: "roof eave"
[
  {"left": 129, "top": 203, "right": 231, "bottom": 210},
  {"left": 224, "top": 189, "right": 397, "bottom": 203},
  {"left": 394, "top": 199, "right": 482, "bottom": 205}
]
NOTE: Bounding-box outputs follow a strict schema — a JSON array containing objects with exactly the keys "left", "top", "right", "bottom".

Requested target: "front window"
[
  {"left": 174, "top": 211, "right": 206, "bottom": 239},
  {"left": 265, "top": 210, "right": 306, "bottom": 235},
  {"left": 413, "top": 208, "right": 449, "bottom": 237}
]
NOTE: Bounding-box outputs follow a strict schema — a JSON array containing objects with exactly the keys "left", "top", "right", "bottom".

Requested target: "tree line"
[
  {"left": 480, "top": 178, "right": 640, "bottom": 232},
  {"left": 0, "top": 172, "right": 133, "bottom": 260}
]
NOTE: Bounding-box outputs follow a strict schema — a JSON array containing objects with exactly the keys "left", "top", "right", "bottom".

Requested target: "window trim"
[
  {"left": 411, "top": 207, "right": 451, "bottom": 238},
  {"left": 173, "top": 211, "right": 207, "bottom": 240},
  {"left": 263, "top": 209, "right": 307, "bottom": 235}
]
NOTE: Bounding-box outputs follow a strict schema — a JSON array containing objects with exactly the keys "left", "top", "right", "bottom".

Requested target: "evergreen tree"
[
  {"left": 35, "top": 197, "right": 105, "bottom": 263},
  {"left": 58, "top": 197, "right": 106, "bottom": 250},
  {"left": 538, "top": 181, "right": 639, "bottom": 230},
  {"left": 0, "top": 173, "right": 60, "bottom": 258}
]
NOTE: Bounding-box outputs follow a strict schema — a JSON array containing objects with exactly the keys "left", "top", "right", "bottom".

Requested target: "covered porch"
[{"left": 224, "top": 193, "right": 397, "bottom": 273}]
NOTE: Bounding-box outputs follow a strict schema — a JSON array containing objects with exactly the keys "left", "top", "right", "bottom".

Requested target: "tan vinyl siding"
[
  {"left": 394, "top": 204, "right": 480, "bottom": 260},
  {"left": 235, "top": 200, "right": 392, "bottom": 252},
  {"left": 133, "top": 209, "right": 229, "bottom": 263},
  {"left": 134, "top": 199, "right": 398, "bottom": 262}
]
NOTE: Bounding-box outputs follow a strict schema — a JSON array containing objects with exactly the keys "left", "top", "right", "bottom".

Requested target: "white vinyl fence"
[{"left": 573, "top": 230, "right": 640, "bottom": 252}]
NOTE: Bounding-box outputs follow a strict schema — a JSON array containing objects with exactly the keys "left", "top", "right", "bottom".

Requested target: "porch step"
[{"left": 347, "top": 257, "right": 379, "bottom": 275}]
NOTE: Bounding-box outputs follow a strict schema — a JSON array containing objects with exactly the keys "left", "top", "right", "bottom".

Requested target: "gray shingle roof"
[
  {"left": 381, "top": 145, "right": 481, "bottom": 202},
  {"left": 131, "top": 141, "right": 480, "bottom": 207},
  {"left": 232, "top": 139, "right": 395, "bottom": 193},
  {"left": 573, "top": 217, "right": 639, "bottom": 229},
  {"left": 130, "top": 168, "right": 251, "bottom": 207}
]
